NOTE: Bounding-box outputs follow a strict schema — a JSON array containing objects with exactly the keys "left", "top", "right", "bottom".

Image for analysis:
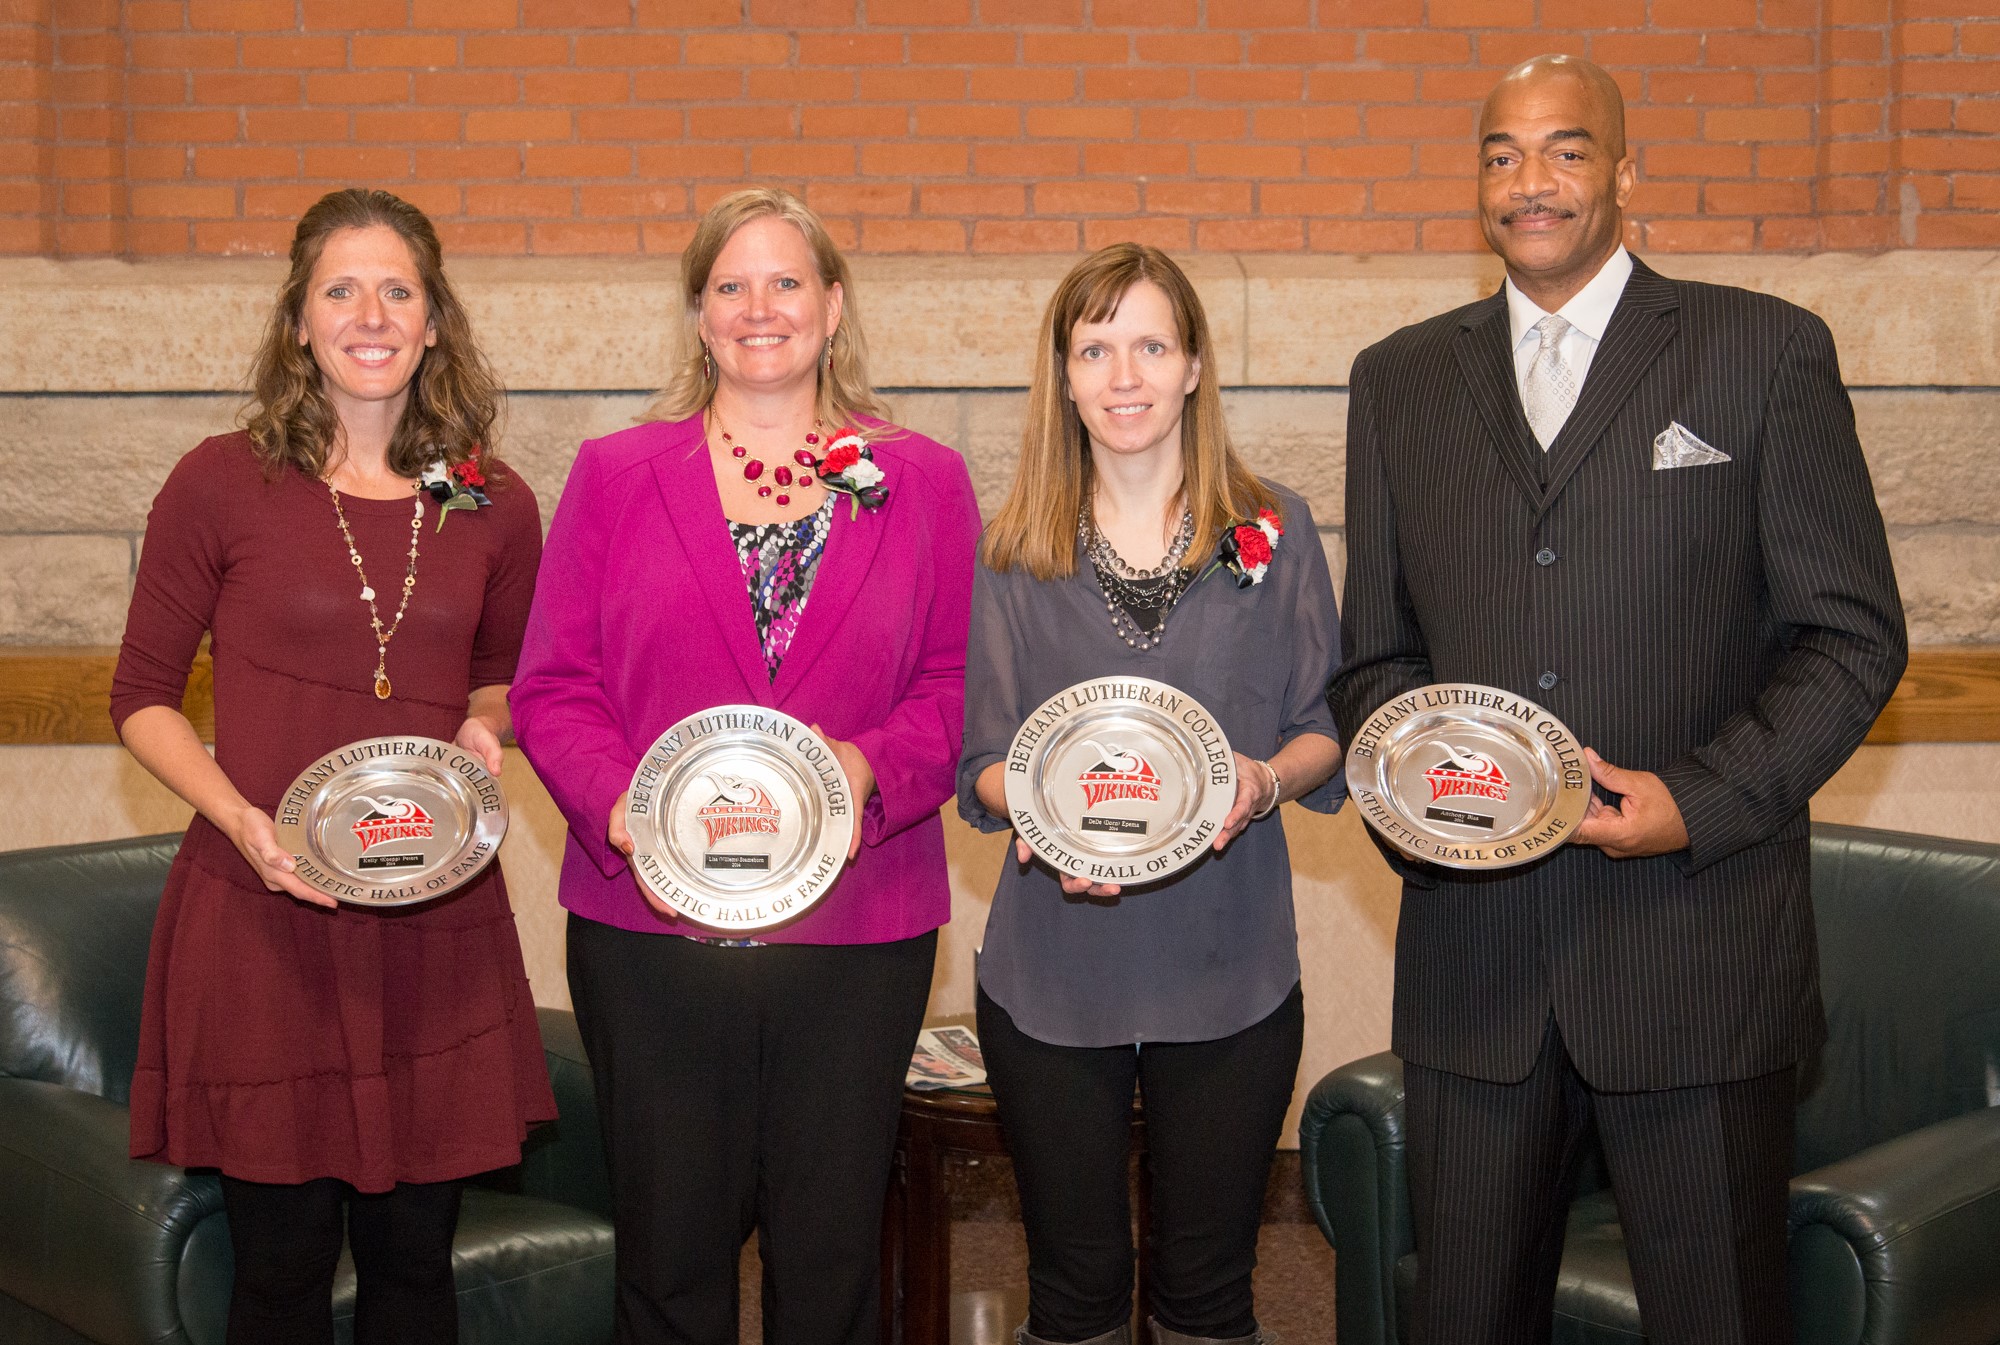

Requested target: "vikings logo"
[
  {"left": 696, "top": 774, "right": 783, "bottom": 848},
  {"left": 350, "top": 796, "right": 436, "bottom": 851},
  {"left": 1423, "top": 745, "right": 1512, "bottom": 804},
  {"left": 1076, "top": 742, "right": 1162, "bottom": 810}
]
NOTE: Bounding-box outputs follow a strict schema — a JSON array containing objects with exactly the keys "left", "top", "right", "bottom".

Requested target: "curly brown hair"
[{"left": 243, "top": 188, "right": 501, "bottom": 481}]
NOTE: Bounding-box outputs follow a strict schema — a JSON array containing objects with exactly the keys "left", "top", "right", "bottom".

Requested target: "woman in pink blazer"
[{"left": 510, "top": 188, "right": 978, "bottom": 1345}]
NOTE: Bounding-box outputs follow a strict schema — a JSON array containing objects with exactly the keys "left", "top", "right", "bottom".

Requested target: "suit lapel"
[
  {"left": 771, "top": 483, "right": 889, "bottom": 699},
  {"left": 1450, "top": 292, "right": 1545, "bottom": 508},
  {"left": 1539, "top": 259, "right": 1682, "bottom": 509},
  {"left": 648, "top": 426, "right": 772, "bottom": 700}
]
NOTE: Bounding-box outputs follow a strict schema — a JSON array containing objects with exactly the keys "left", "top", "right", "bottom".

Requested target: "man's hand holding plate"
[{"left": 1572, "top": 749, "right": 1689, "bottom": 859}]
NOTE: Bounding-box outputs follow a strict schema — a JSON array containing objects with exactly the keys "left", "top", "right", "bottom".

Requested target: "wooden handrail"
[
  {"left": 0, "top": 648, "right": 213, "bottom": 745},
  {"left": 1865, "top": 646, "right": 2000, "bottom": 744},
  {"left": 2, "top": 646, "right": 1993, "bottom": 746}
]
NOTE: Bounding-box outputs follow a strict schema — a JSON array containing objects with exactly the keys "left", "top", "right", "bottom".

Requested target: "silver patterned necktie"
[{"left": 1522, "top": 313, "right": 1577, "bottom": 450}]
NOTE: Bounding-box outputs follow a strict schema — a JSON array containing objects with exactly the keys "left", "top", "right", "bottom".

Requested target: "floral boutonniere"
[
  {"left": 420, "top": 456, "right": 492, "bottom": 532},
  {"left": 1205, "top": 506, "right": 1285, "bottom": 588},
  {"left": 814, "top": 430, "right": 889, "bottom": 519}
]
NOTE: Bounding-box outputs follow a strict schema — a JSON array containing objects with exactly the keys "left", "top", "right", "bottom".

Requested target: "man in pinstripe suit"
[{"left": 1329, "top": 55, "right": 1907, "bottom": 1344}]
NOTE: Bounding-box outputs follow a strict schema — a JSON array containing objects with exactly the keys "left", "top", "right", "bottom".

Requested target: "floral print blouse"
[{"left": 729, "top": 497, "right": 836, "bottom": 681}]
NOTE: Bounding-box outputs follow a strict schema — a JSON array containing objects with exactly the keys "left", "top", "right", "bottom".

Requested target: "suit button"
[
  {"left": 1538, "top": 671, "right": 1559, "bottom": 690},
  {"left": 1535, "top": 547, "right": 1557, "bottom": 566}
]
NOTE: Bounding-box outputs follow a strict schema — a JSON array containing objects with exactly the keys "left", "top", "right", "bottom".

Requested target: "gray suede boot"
[
  {"left": 1146, "top": 1317, "right": 1276, "bottom": 1345},
  {"left": 1014, "top": 1322, "right": 1133, "bottom": 1345}
]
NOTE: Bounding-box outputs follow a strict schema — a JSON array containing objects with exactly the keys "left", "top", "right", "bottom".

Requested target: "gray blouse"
[{"left": 956, "top": 483, "right": 1346, "bottom": 1048}]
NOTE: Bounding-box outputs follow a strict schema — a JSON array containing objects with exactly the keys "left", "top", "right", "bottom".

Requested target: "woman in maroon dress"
[{"left": 110, "top": 189, "right": 555, "bottom": 1345}]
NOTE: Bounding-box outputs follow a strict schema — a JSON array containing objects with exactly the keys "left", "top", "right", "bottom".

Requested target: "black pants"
[
  {"left": 219, "top": 1175, "right": 462, "bottom": 1345},
  {"left": 567, "top": 915, "right": 937, "bottom": 1345},
  {"left": 1403, "top": 1018, "right": 1795, "bottom": 1345},
  {"left": 977, "top": 983, "right": 1304, "bottom": 1342}
]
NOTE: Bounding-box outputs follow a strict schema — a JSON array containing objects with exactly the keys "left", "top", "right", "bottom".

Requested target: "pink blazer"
[{"left": 510, "top": 413, "right": 980, "bottom": 943}]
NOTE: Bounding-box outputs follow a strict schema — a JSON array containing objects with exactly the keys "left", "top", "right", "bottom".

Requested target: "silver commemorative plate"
[
  {"left": 1345, "top": 683, "right": 1589, "bottom": 869},
  {"left": 624, "top": 706, "right": 855, "bottom": 933},
  {"left": 1004, "top": 676, "right": 1236, "bottom": 886},
  {"left": 273, "top": 736, "right": 508, "bottom": 906}
]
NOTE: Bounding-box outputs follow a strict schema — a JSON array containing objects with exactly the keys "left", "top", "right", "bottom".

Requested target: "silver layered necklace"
[{"left": 1082, "top": 504, "right": 1195, "bottom": 652}]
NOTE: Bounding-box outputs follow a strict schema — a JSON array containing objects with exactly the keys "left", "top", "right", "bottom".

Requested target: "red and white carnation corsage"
[
  {"left": 814, "top": 430, "right": 889, "bottom": 519},
  {"left": 419, "top": 455, "right": 492, "bottom": 531},
  {"left": 1207, "top": 506, "right": 1284, "bottom": 588}
]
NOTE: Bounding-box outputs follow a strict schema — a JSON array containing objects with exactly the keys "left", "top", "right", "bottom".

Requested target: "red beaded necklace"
[{"left": 717, "top": 418, "right": 821, "bottom": 508}]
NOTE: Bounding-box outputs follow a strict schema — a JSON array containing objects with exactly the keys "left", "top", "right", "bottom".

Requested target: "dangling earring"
[
  {"left": 823, "top": 336, "right": 834, "bottom": 375},
  {"left": 702, "top": 343, "right": 714, "bottom": 382}
]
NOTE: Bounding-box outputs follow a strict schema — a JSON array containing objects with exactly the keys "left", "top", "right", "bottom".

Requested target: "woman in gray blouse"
[{"left": 957, "top": 244, "right": 1345, "bottom": 1345}]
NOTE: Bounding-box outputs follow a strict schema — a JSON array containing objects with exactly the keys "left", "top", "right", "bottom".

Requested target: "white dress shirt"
[{"left": 1505, "top": 245, "right": 1634, "bottom": 404}]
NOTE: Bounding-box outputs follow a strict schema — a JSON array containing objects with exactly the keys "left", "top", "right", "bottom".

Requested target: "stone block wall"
[{"left": 1, "top": 250, "right": 1994, "bottom": 647}]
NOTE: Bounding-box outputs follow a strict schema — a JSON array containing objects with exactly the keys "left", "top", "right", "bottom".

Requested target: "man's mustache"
[{"left": 1501, "top": 203, "right": 1578, "bottom": 224}]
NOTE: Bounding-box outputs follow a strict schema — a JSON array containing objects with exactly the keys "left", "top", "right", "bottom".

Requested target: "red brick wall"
[
  {"left": 0, "top": 1, "right": 54, "bottom": 252},
  {"left": 3, "top": 0, "right": 1995, "bottom": 258}
]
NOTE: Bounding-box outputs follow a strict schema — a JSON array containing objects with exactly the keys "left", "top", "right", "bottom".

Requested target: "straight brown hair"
[
  {"left": 982, "top": 243, "right": 1276, "bottom": 579},
  {"left": 243, "top": 188, "right": 500, "bottom": 481}
]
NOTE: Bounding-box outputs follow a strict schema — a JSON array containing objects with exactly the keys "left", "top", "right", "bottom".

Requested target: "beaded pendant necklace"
[{"left": 329, "top": 483, "right": 424, "bottom": 700}]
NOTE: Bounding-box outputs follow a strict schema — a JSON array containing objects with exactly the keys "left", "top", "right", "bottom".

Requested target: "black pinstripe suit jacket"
[{"left": 1329, "top": 257, "right": 1908, "bottom": 1091}]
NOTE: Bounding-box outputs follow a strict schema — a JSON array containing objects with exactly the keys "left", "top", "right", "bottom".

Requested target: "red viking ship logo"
[
  {"left": 1423, "top": 745, "right": 1512, "bottom": 805},
  {"left": 350, "top": 797, "right": 436, "bottom": 851},
  {"left": 697, "top": 775, "right": 783, "bottom": 848},
  {"left": 1076, "top": 742, "right": 1163, "bottom": 810}
]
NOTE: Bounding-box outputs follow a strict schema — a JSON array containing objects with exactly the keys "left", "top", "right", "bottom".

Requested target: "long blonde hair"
[
  {"left": 647, "top": 187, "right": 890, "bottom": 428},
  {"left": 982, "top": 244, "right": 1276, "bottom": 579},
  {"left": 243, "top": 188, "right": 499, "bottom": 480}
]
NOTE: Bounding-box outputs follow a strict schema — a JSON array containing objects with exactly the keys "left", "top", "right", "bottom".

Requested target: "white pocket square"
[{"left": 1653, "top": 421, "right": 1731, "bottom": 470}]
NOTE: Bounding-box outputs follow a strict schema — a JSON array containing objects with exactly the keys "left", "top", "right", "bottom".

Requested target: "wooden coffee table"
[{"left": 879, "top": 1082, "right": 1150, "bottom": 1345}]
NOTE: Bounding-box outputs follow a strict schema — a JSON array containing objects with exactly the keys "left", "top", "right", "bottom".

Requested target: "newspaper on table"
[{"left": 905, "top": 1024, "right": 987, "bottom": 1091}]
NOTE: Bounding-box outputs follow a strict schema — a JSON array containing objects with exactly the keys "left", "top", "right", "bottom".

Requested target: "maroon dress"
[{"left": 112, "top": 432, "right": 558, "bottom": 1192}]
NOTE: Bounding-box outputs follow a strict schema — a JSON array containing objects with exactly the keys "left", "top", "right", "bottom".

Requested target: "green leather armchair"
[
  {"left": 0, "top": 833, "right": 615, "bottom": 1345},
  {"left": 1300, "top": 823, "right": 2000, "bottom": 1344}
]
